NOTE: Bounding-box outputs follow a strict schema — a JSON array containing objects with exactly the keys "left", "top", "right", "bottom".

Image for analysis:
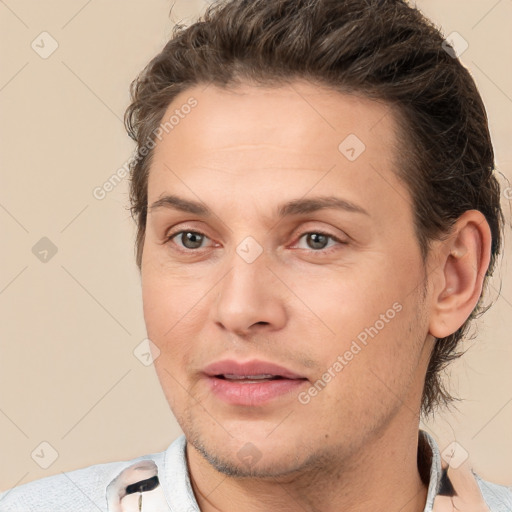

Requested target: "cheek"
[
  {"left": 142, "top": 277, "right": 169, "bottom": 341},
  {"left": 142, "top": 264, "right": 201, "bottom": 336},
  {"left": 141, "top": 265, "right": 218, "bottom": 385},
  {"left": 303, "top": 297, "right": 425, "bottom": 436},
  {"left": 290, "top": 263, "right": 404, "bottom": 344},
  {"left": 295, "top": 251, "right": 425, "bottom": 377}
]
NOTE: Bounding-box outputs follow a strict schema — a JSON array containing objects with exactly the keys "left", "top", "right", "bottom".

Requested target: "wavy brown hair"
[{"left": 124, "top": 0, "right": 503, "bottom": 415}]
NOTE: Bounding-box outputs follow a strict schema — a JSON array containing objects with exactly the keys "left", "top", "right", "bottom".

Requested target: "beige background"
[{"left": 1, "top": 0, "right": 511, "bottom": 492}]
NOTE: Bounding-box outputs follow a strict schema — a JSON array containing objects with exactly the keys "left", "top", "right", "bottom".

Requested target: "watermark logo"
[
  {"left": 441, "top": 441, "right": 469, "bottom": 469},
  {"left": 338, "top": 133, "right": 366, "bottom": 162},
  {"left": 31, "top": 441, "right": 59, "bottom": 469},
  {"left": 31, "top": 32, "right": 59, "bottom": 59},
  {"left": 237, "top": 442, "right": 262, "bottom": 468},
  {"left": 236, "top": 236, "right": 264, "bottom": 264},
  {"left": 32, "top": 237, "right": 58, "bottom": 263},
  {"left": 442, "top": 31, "right": 469, "bottom": 59},
  {"left": 133, "top": 338, "right": 160, "bottom": 366}
]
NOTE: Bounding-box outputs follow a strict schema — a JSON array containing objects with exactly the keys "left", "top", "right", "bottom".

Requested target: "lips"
[
  {"left": 203, "top": 359, "right": 306, "bottom": 381},
  {"left": 220, "top": 374, "right": 281, "bottom": 382},
  {"left": 203, "top": 359, "right": 308, "bottom": 406}
]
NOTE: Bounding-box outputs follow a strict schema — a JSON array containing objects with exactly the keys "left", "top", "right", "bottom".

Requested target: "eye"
[
  {"left": 166, "top": 230, "right": 212, "bottom": 251},
  {"left": 294, "top": 231, "right": 345, "bottom": 252},
  {"left": 164, "top": 229, "right": 346, "bottom": 254}
]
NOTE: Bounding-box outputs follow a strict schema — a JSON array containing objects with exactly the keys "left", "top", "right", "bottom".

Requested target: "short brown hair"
[{"left": 124, "top": 0, "right": 503, "bottom": 415}]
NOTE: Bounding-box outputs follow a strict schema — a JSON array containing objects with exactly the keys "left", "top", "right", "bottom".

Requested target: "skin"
[{"left": 141, "top": 81, "right": 491, "bottom": 512}]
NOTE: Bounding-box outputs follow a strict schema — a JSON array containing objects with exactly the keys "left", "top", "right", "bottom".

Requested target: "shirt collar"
[
  {"left": 108, "top": 430, "right": 443, "bottom": 511},
  {"left": 419, "top": 429, "right": 444, "bottom": 511}
]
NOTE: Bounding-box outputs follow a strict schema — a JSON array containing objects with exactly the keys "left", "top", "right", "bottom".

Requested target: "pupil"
[
  {"left": 309, "top": 233, "right": 327, "bottom": 249},
  {"left": 183, "top": 232, "right": 202, "bottom": 249}
]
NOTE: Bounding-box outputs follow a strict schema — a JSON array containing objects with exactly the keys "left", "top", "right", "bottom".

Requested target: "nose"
[{"left": 212, "top": 246, "right": 288, "bottom": 337}]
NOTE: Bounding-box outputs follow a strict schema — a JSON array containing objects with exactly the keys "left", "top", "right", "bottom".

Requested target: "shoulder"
[
  {"left": 0, "top": 449, "right": 165, "bottom": 512},
  {"left": 475, "top": 475, "right": 512, "bottom": 512}
]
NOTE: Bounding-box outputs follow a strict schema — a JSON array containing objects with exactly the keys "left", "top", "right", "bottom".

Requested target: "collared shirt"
[{"left": 1, "top": 431, "right": 511, "bottom": 511}]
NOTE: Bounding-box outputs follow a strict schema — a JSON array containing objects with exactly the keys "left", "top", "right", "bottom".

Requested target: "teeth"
[{"left": 223, "top": 374, "right": 277, "bottom": 380}]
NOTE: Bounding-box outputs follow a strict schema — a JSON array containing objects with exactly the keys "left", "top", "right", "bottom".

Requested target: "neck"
[{"left": 186, "top": 414, "right": 429, "bottom": 512}]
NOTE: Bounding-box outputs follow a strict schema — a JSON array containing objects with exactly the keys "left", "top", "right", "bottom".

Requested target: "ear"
[{"left": 429, "top": 210, "right": 492, "bottom": 339}]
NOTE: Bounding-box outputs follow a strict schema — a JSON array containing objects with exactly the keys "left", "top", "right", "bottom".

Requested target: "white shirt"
[{"left": 1, "top": 431, "right": 511, "bottom": 511}]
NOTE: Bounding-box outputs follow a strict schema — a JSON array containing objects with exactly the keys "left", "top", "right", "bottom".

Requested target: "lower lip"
[{"left": 206, "top": 376, "right": 307, "bottom": 406}]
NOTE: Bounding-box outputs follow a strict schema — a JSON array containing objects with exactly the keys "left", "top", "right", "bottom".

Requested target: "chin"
[
  {"left": 184, "top": 417, "right": 323, "bottom": 479},
  {"left": 191, "top": 435, "right": 308, "bottom": 478}
]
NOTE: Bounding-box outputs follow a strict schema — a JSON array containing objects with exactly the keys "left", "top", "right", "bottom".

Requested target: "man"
[{"left": 1, "top": 0, "right": 510, "bottom": 510}]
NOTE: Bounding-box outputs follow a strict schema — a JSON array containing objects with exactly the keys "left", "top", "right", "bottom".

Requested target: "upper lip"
[{"left": 203, "top": 359, "right": 306, "bottom": 380}]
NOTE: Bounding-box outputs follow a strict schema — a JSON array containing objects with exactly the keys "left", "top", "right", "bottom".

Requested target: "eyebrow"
[{"left": 148, "top": 194, "right": 369, "bottom": 218}]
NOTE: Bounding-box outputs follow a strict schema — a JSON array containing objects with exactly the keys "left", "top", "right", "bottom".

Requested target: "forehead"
[
  {"left": 153, "top": 80, "right": 399, "bottom": 163},
  {"left": 147, "top": 81, "right": 410, "bottom": 224}
]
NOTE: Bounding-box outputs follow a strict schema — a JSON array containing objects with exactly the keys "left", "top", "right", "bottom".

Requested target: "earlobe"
[{"left": 429, "top": 210, "right": 492, "bottom": 339}]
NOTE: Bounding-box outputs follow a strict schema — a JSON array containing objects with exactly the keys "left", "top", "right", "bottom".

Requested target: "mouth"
[
  {"left": 203, "top": 360, "right": 308, "bottom": 406},
  {"left": 216, "top": 374, "right": 289, "bottom": 382}
]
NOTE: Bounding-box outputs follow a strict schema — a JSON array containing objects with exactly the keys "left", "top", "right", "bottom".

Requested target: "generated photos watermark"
[
  {"left": 298, "top": 301, "right": 403, "bottom": 405},
  {"left": 92, "top": 97, "right": 198, "bottom": 201}
]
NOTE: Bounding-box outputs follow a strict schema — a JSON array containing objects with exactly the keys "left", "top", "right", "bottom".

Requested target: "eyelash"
[{"left": 164, "top": 229, "right": 346, "bottom": 255}]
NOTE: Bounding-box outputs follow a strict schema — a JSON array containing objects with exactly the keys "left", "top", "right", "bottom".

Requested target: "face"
[{"left": 141, "top": 81, "right": 434, "bottom": 477}]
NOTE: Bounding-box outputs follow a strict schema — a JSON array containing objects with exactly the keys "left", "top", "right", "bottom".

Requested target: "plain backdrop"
[{"left": 0, "top": 0, "right": 511, "bottom": 491}]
